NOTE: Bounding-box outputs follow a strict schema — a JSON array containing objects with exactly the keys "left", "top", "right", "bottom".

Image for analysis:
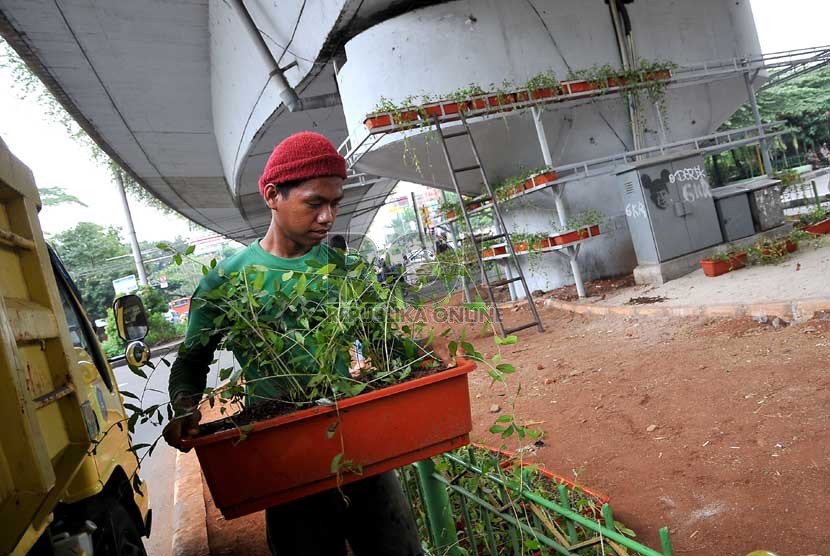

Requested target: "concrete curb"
[
  {"left": 171, "top": 450, "right": 210, "bottom": 556},
  {"left": 541, "top": 297, "right": 830, "bottom": 323}
]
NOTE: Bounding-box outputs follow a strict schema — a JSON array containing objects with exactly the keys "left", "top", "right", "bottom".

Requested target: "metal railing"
[
  {"left": 338, "top": 46, "right": 830, "bottom": 171},
  {"left": 400, "top": 446, "right": 674, "bottom": 556}
]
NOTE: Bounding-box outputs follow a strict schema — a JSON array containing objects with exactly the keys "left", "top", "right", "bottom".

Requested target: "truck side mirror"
[
  {"left": 125, "top": 340, "right": 151, "bottom": 367},
  {"left": 113, "top": 294, "right": 149, "bottom": 341}
]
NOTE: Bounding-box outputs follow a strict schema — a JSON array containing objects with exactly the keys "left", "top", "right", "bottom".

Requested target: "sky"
[{"left": 0, "top": 0, "right": 828, "bottom": 246}]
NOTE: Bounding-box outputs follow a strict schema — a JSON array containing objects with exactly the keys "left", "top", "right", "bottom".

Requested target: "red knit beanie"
[{"left": 258, "top": 131, "right": 347, "bottom": 197}]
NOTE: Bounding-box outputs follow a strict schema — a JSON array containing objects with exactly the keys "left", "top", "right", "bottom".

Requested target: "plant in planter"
[
  {"left": 700, "top": 250, "right": 747, "bottom": 277},
  {"left": 789, "top": 228, "right": 823, "bottom": 250},
  {"left": 799, "top": 205, "right": 830, "bottom": 235},
  {"left": 525, "top": 70, "right": 560, "bottom": 101},
  {"left": 446, "top": 83, "right": 487, "bottom": 113},
  {"left": 550, "top": 210, "right": 605, "bottom": 245},
  {"left": 746, "top": 237, "right": 792, "bottom": 265},
  {"left": 118, "top": 243, "right": 540, "bottom": 519},
  {"left": 438, "top": 198, "right": 462, "bottom": 220}
]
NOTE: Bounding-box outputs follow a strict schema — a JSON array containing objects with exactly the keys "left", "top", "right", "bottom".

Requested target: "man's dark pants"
[{"left": 265, "top": 471, "right": 424, "bottom": 555}]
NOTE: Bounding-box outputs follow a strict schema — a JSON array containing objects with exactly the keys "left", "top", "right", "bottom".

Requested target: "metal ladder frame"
[{"left": 433, "top": 114, "right": 544, "bottom": 336}]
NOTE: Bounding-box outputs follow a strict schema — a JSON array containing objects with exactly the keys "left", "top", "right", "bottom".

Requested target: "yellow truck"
[{"left": 0, "top": 137, "right": 152, "bottom": 555}]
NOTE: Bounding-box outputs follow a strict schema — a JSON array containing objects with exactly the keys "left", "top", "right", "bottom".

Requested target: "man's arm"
[{"left": 164, "top": 271, "right": 226, "bottom": 450}]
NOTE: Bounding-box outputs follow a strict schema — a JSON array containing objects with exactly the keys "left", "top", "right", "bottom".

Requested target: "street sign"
[{"left": 112, "top": 274, "right": 139, "bottom": 296}]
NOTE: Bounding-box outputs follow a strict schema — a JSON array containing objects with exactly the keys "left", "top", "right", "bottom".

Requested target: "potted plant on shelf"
[
  {"left": 438, "top": 198, "right": 462, "bottom": 221},
  {"left": 525, "top": 70, "right": 560, "bottom": 101},
  {"left": 525, "top": 167, "right": 558, "bottom": 190},
  {"left": 549, "top": 210, "right": 604, "bottom": 246},
  {"left": 700, "top": 250, "right": 747, "bottom": 277}
]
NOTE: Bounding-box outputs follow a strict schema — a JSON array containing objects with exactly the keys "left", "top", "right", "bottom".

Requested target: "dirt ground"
[
  {"left": 467, "top": 303, "right": 830, "bottom": 556},
  {"left": 199, "top": 301, "right": 830, "bottom": 556}
]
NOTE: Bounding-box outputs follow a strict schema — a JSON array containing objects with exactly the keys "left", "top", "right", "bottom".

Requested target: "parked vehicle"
[{"left": 0, "top": 138, "right": 152, "bottom": 555}]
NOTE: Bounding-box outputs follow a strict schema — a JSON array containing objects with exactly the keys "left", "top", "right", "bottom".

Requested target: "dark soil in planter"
[{"left": 197, "top": 364, "right": 450, "bottom": 436}]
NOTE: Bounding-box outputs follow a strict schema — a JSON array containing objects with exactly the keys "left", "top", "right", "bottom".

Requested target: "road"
[{"left": 112, "top": 345, "right": 234, "bottom": 556}]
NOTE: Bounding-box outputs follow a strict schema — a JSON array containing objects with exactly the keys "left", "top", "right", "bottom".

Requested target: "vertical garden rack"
[
  {"left": 400, "top": 446, "right": 674, "bottom": 556},
  {"left": 339, "top": 46, "right": 830, "bottom": 306}
]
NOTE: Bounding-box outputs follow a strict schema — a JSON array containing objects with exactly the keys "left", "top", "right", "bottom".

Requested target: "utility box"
[
  {"left": 711, "top": 184, "right": 755, "bottom": 241},
  {"left": 744, "top": 178, "right": 785, "bottom": 231},
  {"left": 618, "top": 152, "right": 723, "bottom": 264}
]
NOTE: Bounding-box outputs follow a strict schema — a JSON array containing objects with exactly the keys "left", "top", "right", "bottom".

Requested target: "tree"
[
  {"left": 38, "top": 186, "right": 87, "bottom": 207},
  {"left": 720, "top": 68, "right": 830, "bottom": 151},
  {"left": 386, "top": 207, "right": 417, "bottom": 243},
  {"left": 50, "top": 222, "right": 132, "bottom": 320}
]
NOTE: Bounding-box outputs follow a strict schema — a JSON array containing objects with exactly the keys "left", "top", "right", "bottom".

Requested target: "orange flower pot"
[
  {"left": 482, "top": 248, "right": 495, "bottom": 259},
  {"left": 442, "top": 101, "right": 460, "bottom": 115},
  {"left": 530, "top": 171, "right": 558, "bottom": 189},
  {"left": 422, "top": 104, "right": 443, "bottom": 118},
  {"left": 533, "top": 238, "right": 551, "bottom": 250},
  {"left": 184, "top": 359, "right": 476, "bottom": 519},
  {"left": 364, "top": 115, "right": 392, "bottom": 130},
  {"left": 567, "top": 80, "right": 593, "bottom": 93},
  {"left": 551, "top": 231, "right": 580, "bottom": 245},
  {"left": 445, "top": 210, "right": 456, "bottom": 220},
  {"left": 804, "top": 218, "right": 830, "bottom": 235},
  {"left": 530, "top": 87, "right": 555, "bottom": 100},
  {"left": 700, "top": 253, "right": 747, "bottom": 277},
  {"left": 493, "top": 245, "right": 508, "bottom": 256},
  {"left": 395, "top": 110, "right": 418, "bottom": 123},
  {"left": 514, "top": 242, "right": 529, "bottom": 253}
]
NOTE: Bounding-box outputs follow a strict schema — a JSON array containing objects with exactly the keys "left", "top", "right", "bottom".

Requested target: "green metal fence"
[{"left": 399, "top": 446, "right": 674, "bottom": 556}]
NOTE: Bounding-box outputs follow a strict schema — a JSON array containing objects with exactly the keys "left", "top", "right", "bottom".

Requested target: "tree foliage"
[
  {"left": 721, "top": 68, "right": 830, "bottom": 149},
  {"left": 50, "top": 222, "right": 132, "bottom": 320},
  {"left": 38, "top": 186, "right": 87, "bottom": 207}
]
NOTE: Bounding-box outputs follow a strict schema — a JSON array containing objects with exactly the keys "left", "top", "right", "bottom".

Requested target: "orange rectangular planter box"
[
  {"left": 422, "top": 104, "right": 443, "bottom": 118},
  {"left": 530, "top": 87, "right": 555, "bottom": 100},
  {"left": 364, "top": 114, "right": 393, "bottom": 130},
  {"left": 700, "top": 253, "right": 747, "bottom": 277},
  {"left": 566, "top": 80, "right": 593, "bottom": 93},
  {"left": 804, "top": 218, "right": 830, "bottom": 235},
  {"left": 184, "top": 359, "right": 475, "bottom": 519},
  {"left": 529, "top": 171, "right": 558, "bottom": 189},
  {"left": 552, "top": 225, "right": 600, "bottom": 246}
]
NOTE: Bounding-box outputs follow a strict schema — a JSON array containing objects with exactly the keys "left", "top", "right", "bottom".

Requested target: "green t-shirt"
[{"left": 168, "top": 241, "right": 350, "bottom": 405}]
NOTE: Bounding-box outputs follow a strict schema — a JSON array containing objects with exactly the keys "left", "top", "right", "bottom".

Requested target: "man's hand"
[{"left": 163, "top": 393, "right": 202, "bottom": 452}]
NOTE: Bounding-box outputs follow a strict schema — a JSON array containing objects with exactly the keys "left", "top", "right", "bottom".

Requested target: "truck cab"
[{"left": 0, "top": 138, "right": 151, "bottom": 555}]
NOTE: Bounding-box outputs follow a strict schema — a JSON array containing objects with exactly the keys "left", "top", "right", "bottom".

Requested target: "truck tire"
[{"left": 91, "top": 500, "right": 147, "bottom": 556}]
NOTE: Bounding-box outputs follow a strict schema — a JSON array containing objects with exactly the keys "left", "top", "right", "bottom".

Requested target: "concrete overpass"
[{"left": 0, "top": 0, "right": 433, "bottom": 242}]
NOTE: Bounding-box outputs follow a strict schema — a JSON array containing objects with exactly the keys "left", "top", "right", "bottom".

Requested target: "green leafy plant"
[
  {"left": 799, "top": 205, "right": 829, "bottom": 226},
  {"left": 114, "top": 242, "right": 542, "bottom": 491},
  {"left": 746, "top": 237, "right": 789, "bottom": 265},
  {"left": 564, "top": 209, "right": 605, "bottom": 231},
  {"left": 525, "top": 70, "right": 559, "bottom": 94}
]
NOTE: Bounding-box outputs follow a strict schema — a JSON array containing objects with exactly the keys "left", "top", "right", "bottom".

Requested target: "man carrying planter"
[{"left": 164, "top": 132, "right": 425, "bottom": 556}]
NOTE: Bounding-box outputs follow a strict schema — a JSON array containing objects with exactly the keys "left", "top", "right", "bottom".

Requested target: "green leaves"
[{"left": 494, "top": 334, "right": 518, "bottom": 346}]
